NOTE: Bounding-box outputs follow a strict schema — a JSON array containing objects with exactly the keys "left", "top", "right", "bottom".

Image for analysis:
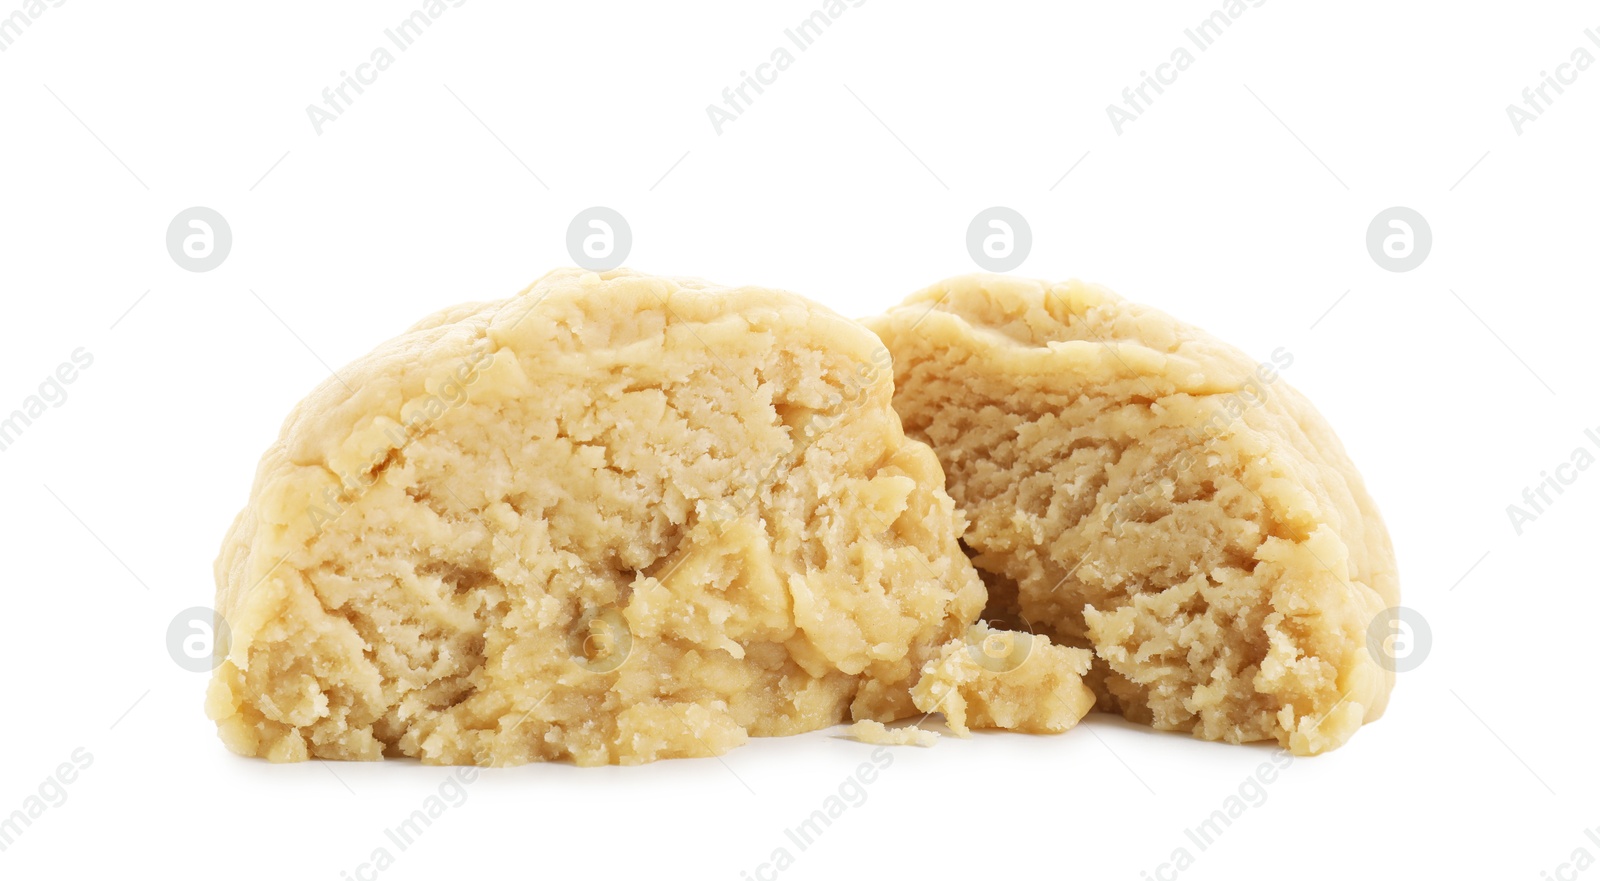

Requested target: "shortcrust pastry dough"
[
  {"left": 866, "top": 275, "right": 1397, "bottom": 755},
  {"left": 208, "top": 269, "right": 1091, "bottom": 765}
]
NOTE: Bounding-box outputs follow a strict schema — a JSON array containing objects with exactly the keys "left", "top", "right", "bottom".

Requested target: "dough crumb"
[
  {"left": 911, "top": 623, "right": 1096, "bottom": 737},
  {"left": 869, "top": 274, "right": 1398, "bottom": 754},
  {"left": 207, "top": 269, "right": 985, "bottom": 766},
  {"left": 843, "top": 720, "right": 939, "bottom": 747}
]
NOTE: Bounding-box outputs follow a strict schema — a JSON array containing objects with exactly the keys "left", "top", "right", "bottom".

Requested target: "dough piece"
[
  {"left": 843, "top": 720, "right": 939, "bottom": 747},
  {"left": 867, "top": 275, "right": 1398, "bottom": 755},
  {"left": 910, "top": 623, "right": 1096, "bottom": 736},
  {"left": 207, "top": 268, "right": 985, "bottom": 766}
]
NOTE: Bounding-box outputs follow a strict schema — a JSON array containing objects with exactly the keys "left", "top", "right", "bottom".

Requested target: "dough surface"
[
  {"left": 910, "top": 623, "right": 1096, "bottom": 737},
  {"left": 208, "top": 269, "right": 997, "bottom": 766},
  {"left": 843, "top": 720, "right": 939, "bottom": 747},
  {"left": 866, "top": 275, "right": 1398, "bottom": 755}
]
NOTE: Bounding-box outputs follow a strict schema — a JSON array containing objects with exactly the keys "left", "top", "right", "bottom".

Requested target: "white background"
[{"left": 1, "top": 1, "right": 1595, "bottom": 878}]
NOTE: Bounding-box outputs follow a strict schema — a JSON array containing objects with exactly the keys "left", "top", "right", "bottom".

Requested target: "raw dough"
[
  {"left": 843, "top": 720, "right": 939, "bottom": 747},
  {"left": 866, "top": 275, "right": 1398, "bottom": 755},
  {"left": 207, "top": 269, "right": 994, "bottom": 766},
  {"left": 910, "top": 623, "right": 1096, "bottom": 737}
]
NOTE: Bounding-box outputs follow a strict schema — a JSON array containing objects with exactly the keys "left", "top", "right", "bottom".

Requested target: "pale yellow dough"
[
  {"left": 843, "top": 720, "right": 939, "bottom": 747},
  {"left": 207, "top": 269, "right": 1089, "bottom": 766},
  {"left": 910, "top": 623, "right": 1096, "bottom": 737},
  {"left": 866, "top": 275, "right": 1398, "bottom": 755}
]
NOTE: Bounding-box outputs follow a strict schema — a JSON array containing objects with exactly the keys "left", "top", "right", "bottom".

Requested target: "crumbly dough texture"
[
  {"left": 843, "top": 719, "right": 939, "bottom": 747},
  {"left": 867, "top": 275, "right": 1398, "bottom": 755},
  {"left": 208, "top": 269, "right": 1006, "bottom": 766},
  {"left": 910, "top": 623, "right": 1096, "bottom": 737}
]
